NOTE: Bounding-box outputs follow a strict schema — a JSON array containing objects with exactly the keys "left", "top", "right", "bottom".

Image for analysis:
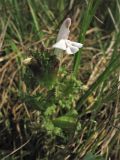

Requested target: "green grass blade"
[
  {"left": 76, "top": 44, "right": 120, "bottom": 110},
  {"left": 73, "top": 0, "right": 100, "bottom": 76},
  {"left": 27, "top": 0, "right": 41, "bottom": 38}
]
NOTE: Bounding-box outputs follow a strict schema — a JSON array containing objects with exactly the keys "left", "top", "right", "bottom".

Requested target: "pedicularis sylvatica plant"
[
  {"left": 23, "top": 18, "right": 83, "bottom": 67},
  {"left": 22, "top": 18, "right": 83, "bottom": 136},
  {"left": 53, "top": 18, "right": 83, "bottom": 62}
]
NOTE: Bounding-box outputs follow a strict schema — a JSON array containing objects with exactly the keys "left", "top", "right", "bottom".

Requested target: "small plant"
[
  {"left": 22, "top": 18, "right": 84, "bottom": 138},
  {"left": 1, "top": 1, "right": 120, "bottom": 159}
]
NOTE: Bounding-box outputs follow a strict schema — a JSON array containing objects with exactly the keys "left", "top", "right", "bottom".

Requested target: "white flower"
[
  {"left": 53, "top": 39, "right": 83, "bottom": 55},
  {"left": 53, "top": 18, "right": 83, "bottom": 55}
]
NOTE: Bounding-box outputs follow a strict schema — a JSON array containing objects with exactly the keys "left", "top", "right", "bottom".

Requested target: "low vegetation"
[{"left": 0, "top": 0, "right": 120, "bottom": 159}]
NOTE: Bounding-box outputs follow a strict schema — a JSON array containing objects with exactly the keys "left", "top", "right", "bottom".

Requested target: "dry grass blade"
[
  {"left": 0, "top": 16, "right": 11, "bottom": 50},
  {"left": 87, "top": 35, "right": 115, "bottom": 87}
]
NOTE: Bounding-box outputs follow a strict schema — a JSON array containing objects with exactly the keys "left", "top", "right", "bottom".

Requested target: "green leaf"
[
  {"left": 83, "top": 152, "right": 104, "bottom": 160},
  {"left": 53, "top": 110, "right": 78, "bottom": 131}
]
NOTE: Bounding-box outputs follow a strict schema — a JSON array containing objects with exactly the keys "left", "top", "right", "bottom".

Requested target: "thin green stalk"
[
  {"left": 27, "top": 0, "right": 41, "bottom": 38},
  {"left": 73, "top": 0, "right": 100, "bottom": 76}
]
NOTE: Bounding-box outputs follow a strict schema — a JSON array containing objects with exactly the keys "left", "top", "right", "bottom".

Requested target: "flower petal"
[
  {"left": 68, "top": 40, "right": 83, "bottom": 48},
  {"left": 57, "top": 18, "right": 71, "bottom": 41},
  {"left": 66, "top": 47, "right": 73, "bottom": 54},
  {"left": 67, "top": 46, "right": 79, "bottom": 54},
  {"left": 65, "top": 40, "right": 79, "bottom": 54},
  {"left": 53, "top": 39, "right": 82, "bottom": 55},
  {"left": 52, "top": 39, "right": 66, "bottom": 50}
]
